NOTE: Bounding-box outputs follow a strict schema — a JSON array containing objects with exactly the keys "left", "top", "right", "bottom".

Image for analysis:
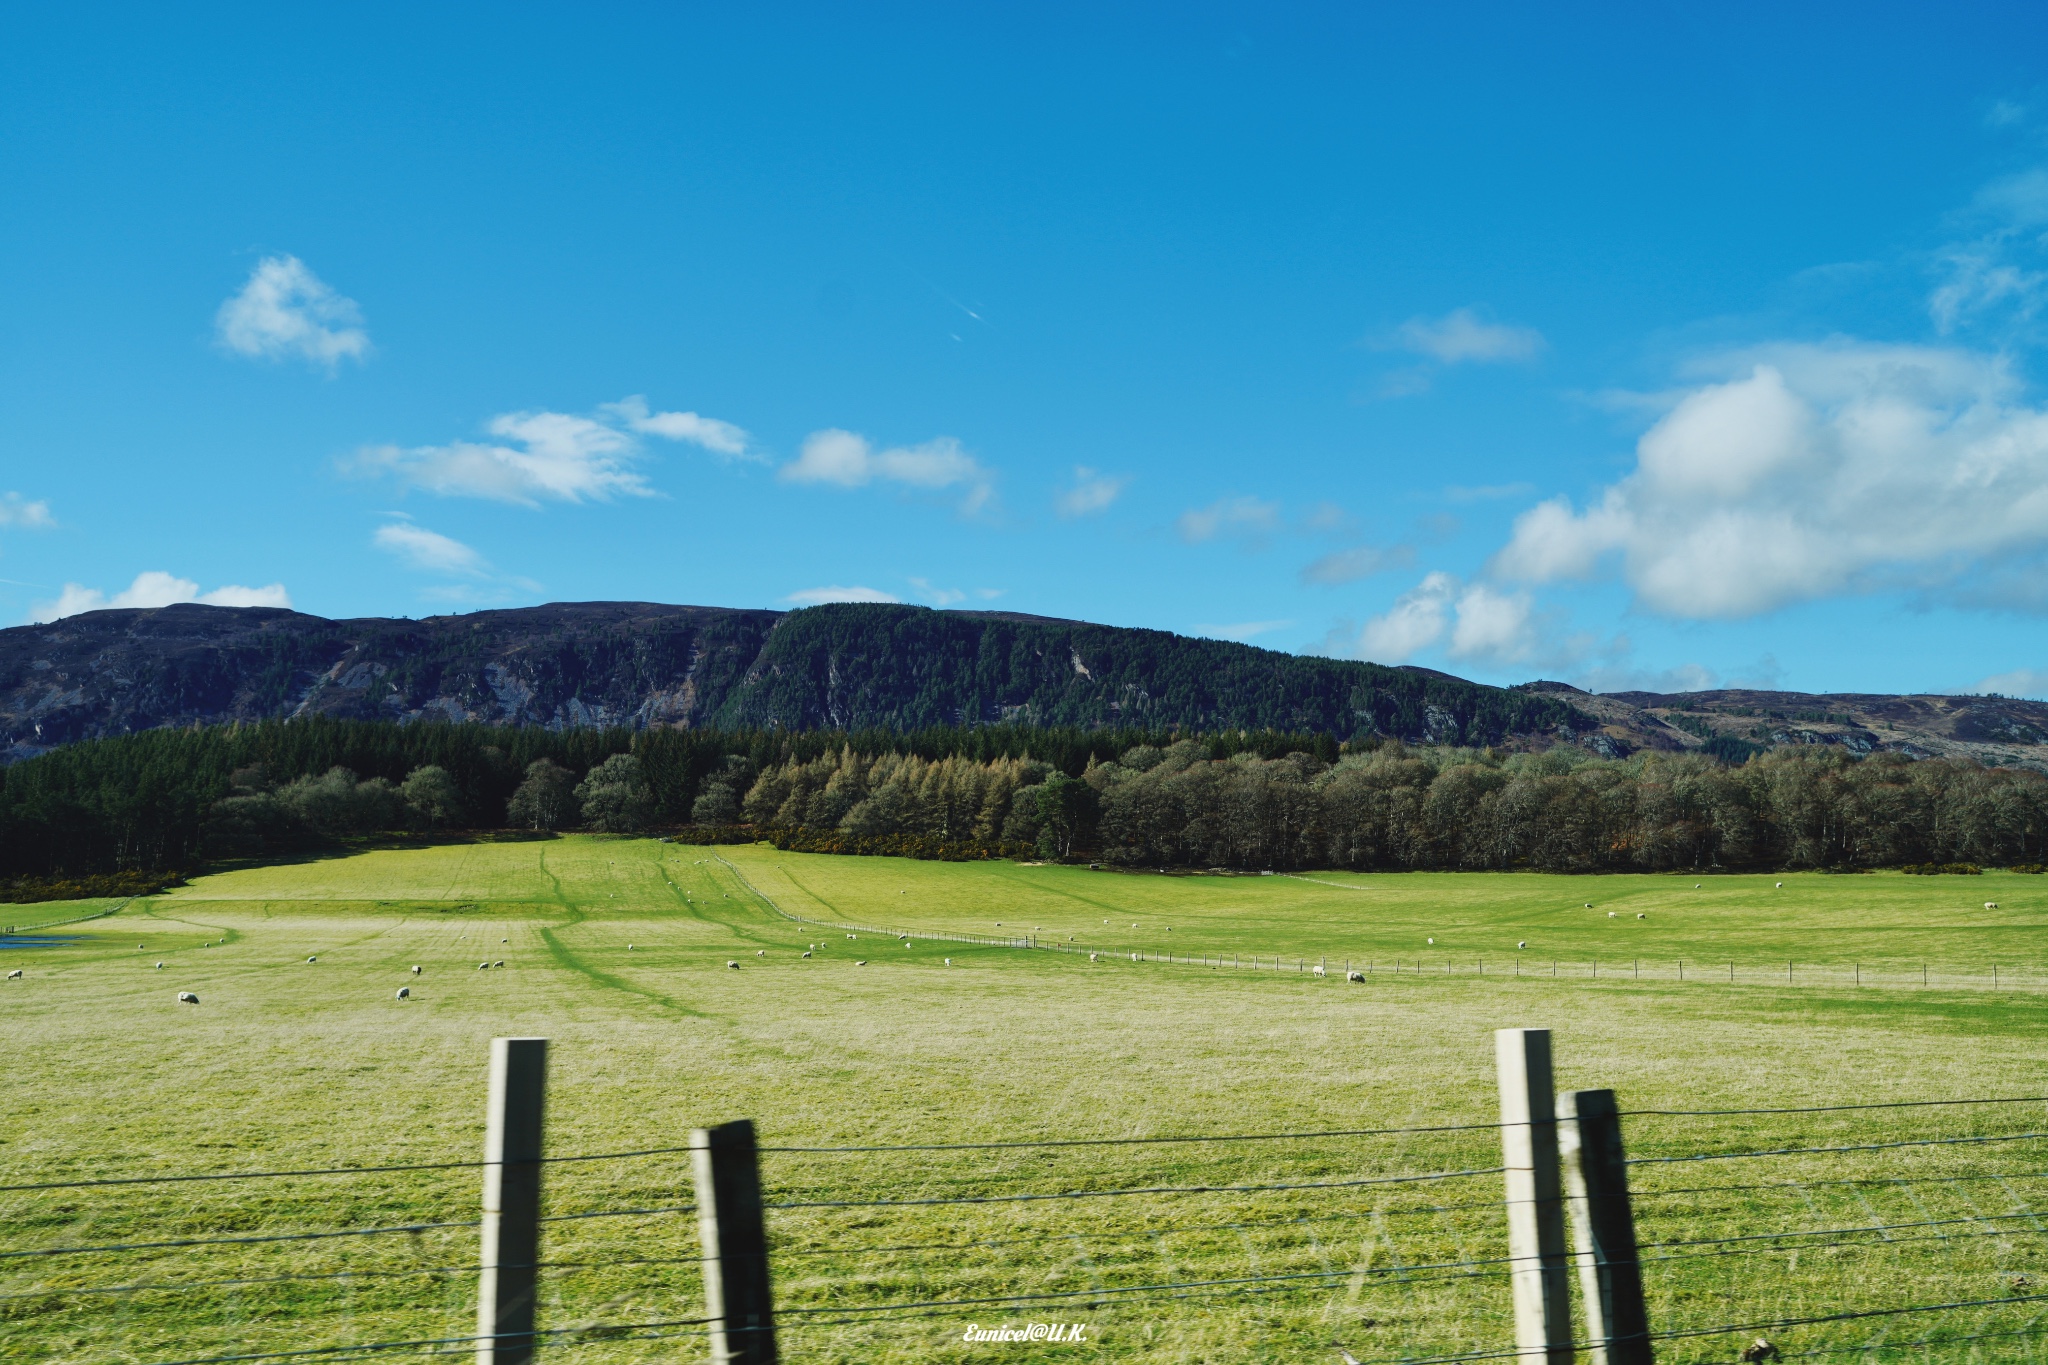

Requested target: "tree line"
[{"left": 2, "top": 716, "right": 2044, "bottom": 877}]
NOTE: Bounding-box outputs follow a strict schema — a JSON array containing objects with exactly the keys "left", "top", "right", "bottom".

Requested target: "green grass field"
[{"left": 4, "top": 840, "right": 2047, "bottom": 1363}]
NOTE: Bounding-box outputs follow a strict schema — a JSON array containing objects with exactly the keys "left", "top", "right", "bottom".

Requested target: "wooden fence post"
[
  {"left": 1497, "top": 1028, "right": 1573, "bottom": 1363},
  {"left": 477, "top": 1037, "right": 547, "bottom": 1365},
  {"left": 1557, "top": 1089, "right": 1651, "bottom": 1365},
  {"left": 693, "top": 1119, "right": 779, "bottom": 1364}
]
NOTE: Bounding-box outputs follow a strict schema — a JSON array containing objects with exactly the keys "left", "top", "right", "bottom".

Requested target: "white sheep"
[
  {"left": 395, "top": 987, "right": 410, "bottom": 1000},
  {"left": 1986, "top": 902, "right": 2000, "bottom": 910},
  {"left": 494, "top": 960, "right": 504, "bottom": 967},
  {"left": 1312, "top": 964, "right": 1327, "bottom": 977},
  {"left": 801, "top": 951, "right": 813, "bottom": 958},
  {"left": 6, "top": 969, "right": 22, "bottom": 980},
  {"left": 478, "top": 962, "right": 491, "bottom": 970},
  {"left": 757, "top": 949, "right": 765, "bottom": 956},
  {"left": 156, "top": 962, "right": 164, "bottom": 969},
  {"left": 1775, "top": 882, "right": 1784, "bottom": 888},
  {"left": 1584, "top": 902, "right": 1593, "bottom": 909},
  {"left": 944, "top": 957, "right": 952, "bottom": 965},
  {"left": 855, "top": 959, "right": 868, "bottom": 966},
  {"left": 726, "top": 960, "right": 740, "bottom": 969},
  {"left": 1637, "top": 913, "right": 1646, "bottom": 919},
  {"left": 1518, "top": 941, "right": 1527, "bottom": 949},
  {"left": 1348, "top": 970, "right": 1365, "bottom": 982},
  {"left": 1427, "top": 937, "right": 1434, "bottom": 945},
  {"left": 177, "top": 991, "right": 198, "bottom": 1004},
  {"left": 1089, "top": 953, "right": 1099, "bottom": 961},
  {"left": 306, "top": 956, "right": 317, "bottom": 963},
  {"left": 1608, "top": 911, "right": 1617, "bottom": 918},
  {"left": 411, "top": 965, "right": 422, "bottom": 974}
]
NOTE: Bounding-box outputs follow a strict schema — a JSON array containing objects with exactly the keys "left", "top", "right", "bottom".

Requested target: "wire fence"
[
  {"left": 4, "top": 1046, "right": 2046, "bottom": 1362},
  {"left": 708, "top": 855, "right": 2048, "bottom": 997}
]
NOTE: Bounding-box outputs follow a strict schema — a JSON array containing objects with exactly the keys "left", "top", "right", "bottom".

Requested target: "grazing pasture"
[{"left": 2, "top": 839, "right": 2045, "bottom": 1363}]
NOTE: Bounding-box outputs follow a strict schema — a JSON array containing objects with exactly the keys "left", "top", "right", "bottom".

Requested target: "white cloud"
[
  {"left": 1356, "top": 572, "right": 1457, "bottom": 661},
  {"left": 0, "top": 493, "right": 54, "bottom": 528},
  {"left": 1350, "top": 572, "right": 1538, "bottom": 666},
  {"left": 374, "top": 522, "right": 487, "bottom": 574},
  {"left": 908, "top": 577, "right": 966, "bottom": 606},
  {"left": 1973, "top": 667, "right": 2048, "bottom": 699},
  {"left": 1057, "top": 466, "right": 1129, "bottom": 517},
  {"left": 783, "top": 585, "right": 902, "bottom": 606},
  {"left": 215, "top": 255, "right": 369, "bottom": 369},
  {"left": 1447, "top": 583, "right": 1537, "bottom": 661},
  {"left": 1300, "top": 543, "right": 1412, "bottom": 585},
  {"left": 780, "top": 430, "right": 994, "bottom": 513},
  {"left": 1493, "top": 342, "right": 2048, "bottom": 619},
  {"left": 1177, "top": 496, "right": 1282, "bottom": 545},
  {"left": 353, "top": 395, "right": 746, "bottom": 506},
  {"left": 600, "top": 395, "right": 755, "bottom": 460},
  {"left": 1395, "top": 308, "right": 1546, "bottom": 365},
  {"left": 31, "top": 571, "right": 290, "bottom": 622}
]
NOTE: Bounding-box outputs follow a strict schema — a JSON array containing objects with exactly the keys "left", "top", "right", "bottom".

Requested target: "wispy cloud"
[
  {"left": 1367, "top": 307, "right": 1545, "bottom": 398},
  {"left": 1192, "top": 619, "right": 1294, "bottom": 643},
  {"left": 1299, "top": 543, "right": 1413, "bottom": 585},
  {"left": 780, "top": 430, "right": 994, "bottom": 514},
  {"left": 1444, "top": 481, "right": 1536, "bottom": 504},
  {"left": 1973, "top": 666, "right": 2048, "bottom": 699},
  {"left": 1177, "top": 496, "right": 1282, "bottom": 546},
  {"left": 1395, "top": 308, "right": 1546, "bottom": 364},
  {"left": 373, "top": 522, "right": 487, "bottom": 574},
  {"left": 908, "top": 577, "right": 967, "bottom": 606},
  {"left": 783, "top": 584, "right": 902, "bottom": 606},
  {"left": 0, "top": 493, "right": 54, "bottom": 529},
  {"left": 600, "top": 395, "right": 756, "bottom": 461},
  {"left": 31, "top": 571, "right": 290, "bottom": 623},
  {"left": 1056, "top": 466, "right": 1129, "bottom": 517},
  {"left": 1930, "top": 167, "right": 2048, "bottom": 334},
  {"left": 215, "top": 255, "right": 369, "bottom": 370},
  {"left": 352, "top": 396, "right": 747, "bottom": 506}
]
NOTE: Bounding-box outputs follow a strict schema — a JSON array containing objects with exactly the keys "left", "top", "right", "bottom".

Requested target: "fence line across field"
[
  {"left": 709, "top": 854, "right": 2048, "bottom": 996},
  {"left": 14, "top": 1029, "right": 2048, "bottom": 1362}
]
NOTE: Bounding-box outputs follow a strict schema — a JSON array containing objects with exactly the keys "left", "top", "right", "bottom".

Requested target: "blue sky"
[{"left": 6, "top": 4, "right": 2048, "bottom": 698}]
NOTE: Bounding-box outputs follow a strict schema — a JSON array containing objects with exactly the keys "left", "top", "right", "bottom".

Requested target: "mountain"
[
  {"left": 6, "top": 601, "right": 2042, "bottom": 771},
  {"left": 1518, "top": 681, "right": 2048, "bottom": 773},
  {"left": 0, "top": 601, "right": 1586, "bottom": 761}
]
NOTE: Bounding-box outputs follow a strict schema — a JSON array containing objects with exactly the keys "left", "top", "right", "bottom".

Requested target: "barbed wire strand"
[
  {"left": 1624, "top": 1095, "right": 2048, "bottom": 1119},
  {"left": 757, "top": 1119, "right": 1505, "bottom": 1154},
  {"left": 0, "top": 1218, "right": 480, "bottom": 1262},
  {"left": 764, "top": 1165, "right": 1502, "bottom": 1212},
  {"left": 1645, "top": 1208, "right": 2044, "bottom": 1252},
  {"left": 1630, "top": 1129, "right": 2048, "bottom": 1165},
  {"left": 0, "top": 1262, "right": 483, "bottom": 1303},
  {"left": 138, "top": 1317, "right": 719, "bottom": 1365},
  {"left": 1651, "top": 1288, "right": 2048, "bottom": 1345}
]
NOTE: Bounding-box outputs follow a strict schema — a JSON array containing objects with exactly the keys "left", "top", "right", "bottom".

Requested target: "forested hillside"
[
  {"left": 4, "top": 716, "right": 2045, "bottom": 880},
  {"left": 0, "top": 601, "right": 1585, "bottom": 759}
]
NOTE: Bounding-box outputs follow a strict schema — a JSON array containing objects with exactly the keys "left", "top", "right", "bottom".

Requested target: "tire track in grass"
[{"left": 534, "top": 848, "right": 715, "bottom": 1019}]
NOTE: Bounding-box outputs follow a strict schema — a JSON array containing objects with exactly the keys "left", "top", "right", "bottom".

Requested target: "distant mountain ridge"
[
  {"left": 1519, "top": 681, "right": 2048, "bottom": 773},
  {"left": 3, "top": 601, "right": 2042, "bottom": 772},
  {"left": 0, "top": 601, "right": 1584, "bottom": 761}
]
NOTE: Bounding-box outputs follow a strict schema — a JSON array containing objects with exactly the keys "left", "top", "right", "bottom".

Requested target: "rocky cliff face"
[{"left": 0, "top": 602, "right": 782, "bottom": 760}]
